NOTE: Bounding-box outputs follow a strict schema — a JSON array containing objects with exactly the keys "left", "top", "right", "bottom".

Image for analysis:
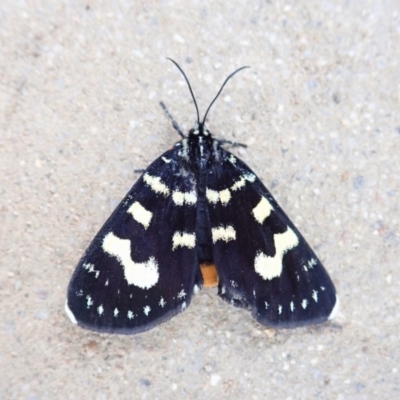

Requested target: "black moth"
[{"left": 66, "top": 59, "right": 338, "bottom": 334}]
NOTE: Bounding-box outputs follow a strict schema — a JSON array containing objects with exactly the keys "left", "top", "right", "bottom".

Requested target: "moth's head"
[
  {"left": 167, "top": 58, "right": 249, "bottom": 139},
  {"left": 189, "top": 122, "right": 212, "bottom": 138}
]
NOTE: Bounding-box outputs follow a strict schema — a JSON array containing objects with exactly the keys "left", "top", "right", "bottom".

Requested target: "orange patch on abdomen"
[{"left": 200, "top": 263, "right": 219, "bottom": 287}]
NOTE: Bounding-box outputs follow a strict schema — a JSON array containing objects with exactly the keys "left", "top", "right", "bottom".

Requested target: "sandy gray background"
[{"left": 1, "top": 0, "right": 399, "bottom": 399}]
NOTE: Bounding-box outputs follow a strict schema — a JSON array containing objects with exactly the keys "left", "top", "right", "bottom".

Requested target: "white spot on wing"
[
  {"left": 83, "top": 262, "right": 100, "bottom": 279},
  {"left": 252, "top": 197, "right": 274, "bottom": 224},
  {"left": 172, "top": 191, "right": 184, "bottom": 205},
  {"left": 128, "top": 201, "right": 153, "bottom": 229},
  {"left": 290, "top": 301, "right": 294, "bottom": 312},
  {"left": 172, "top": 232, "right": 196, "bottom": 250},
  {"left": 206, "top": 188, "right": 219, "bottom": 204},
  {"left": 230, "top": 176, "right": 246, "bottom": 191},
  {"left": 312, "top": 290, "right": 318, "bottom": 303},
  {"left": 65, "top": 301, "right": 77, "bottom": 325},
  {"left": 177, "top": 289, "right": 186, "bottom": 299},
  {"left": 230, "top": 173, "right": 256, "bottom": 192},
  {"left": 159, "top": 297, "right": 166, "bottom": 308},
  {"left": 143, "top": 173, "right": 170, "bottom": 196},
  {"left": 162, "top": 156, "right": 171, "bottom": 163},
  {"left": 212, "top": 225, "right": 236, "bottom": 243},
  {"left": 328, "top": 295, "right": 340, "bottom": 320},
  {"left": 102, "top": 232, "right": 159, "bottom": 289},
  {"left": 301, "top": 299, "right": 308, "bottom": 309},
  {"left": 254, "top": 227, "right": 299, "bottom": 280},
  {"left": 172, "top": 190, "right": 197, "bottom": 206},
  {"left": 244, "top": 173, "right": 256, "bottom": 182},
  {"left": 184, "top": 191, "right": 197, "bottom": 204},
  {"left": 114, "top": 308, "right": 119, "bottom": 317},
  {"left": 278, "top": 305, "right": 282, "bottom": 314},
  {"left": 219, "top": 189, "right": 231, "bottom": 205},
  {"left": 181, "top": 301, "right": 187, "bottom": 310},
  {"left": 206, "top": 188, "right": 231, "bottom": 205},
  {"left": 97, "top": 305, "right": 104, "bottom": 315},
  {"left": 127, "top": 310, "right": 134, "bottom": 319},
  {"left": 143, "top": 305, "right": 151, "bottom": 316},
  {"left": 86, "top": 295, "right": 93, "bottom": 308}
]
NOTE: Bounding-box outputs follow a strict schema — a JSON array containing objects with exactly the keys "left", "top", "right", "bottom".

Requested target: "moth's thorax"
[{"left": 178, "top": 123, "right": 221, "bottom": 170}]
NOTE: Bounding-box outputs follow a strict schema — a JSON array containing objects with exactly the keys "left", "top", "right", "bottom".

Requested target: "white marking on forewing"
[
  {"left": 290, "top": 301, "right": 294, "bottom": 312},
  {"left": 86, "top": 295, "right": 93, "bottom": 308},
  {"left": 127, "top": 310, "right": 134, "bottom": 319},
  {"left": 212, "top": 225, "right": 236, "bottom": 243},
  {"left": 312, "top": 290, "right": 318, "bottom": 302},
  {"left": 143, "top": 305, "right": 151, "bottom": 316},
  {"left": 252, "top": 197, "right": 274, "bottom": 224},
  {"left": 206, "top": 189, "right": 219, "bottom": 204},
  {"left": 102, "top": 232, "right": 159, "bottom": 289},
  {"left": 230, "top": 176, "right": 246, "bottom": 191},
  {"left": 328, "top": 296, "right": 340, "bottom": 320},
  {"left": 83, "top": 262, "right": 100, "bottom": 278},
  {"left": 301, "top": 299, "right": 308, "bottom": 309},
  {"left": 159, "top": 297, "right": 166, "bottom": 307},
  {"left": 114, "top": 308, "right": 119, "bottom": 317},
  {"left": 244, "top": 173, "right": 256, "bottom": 182},
  {"left": 172, "top": 232, "right": 196, "bottom": 250},
  {"left": 177, "top": 289, "right": 186, "bottom": 299},
  {"left": 254, "top": 227, "right": 299, "bottom": 280},
  {"left": 162, "top": 156, "right": 171, "bottom": 163},
  {"left": 128, "top": 201, "right": 153, "bottom": 229},
  {"left": 219, "top": 189, "right": 231, "bottom": 205},
  {"left": 97, "top": 305, "right": 104, "bottom": 315},
  {"left": 143, "top": 173, "right": 170, "bottom": 196},
  {"left": 206, "top": 188, "right": 232, "bottom": 205},
  {"left": 65, "top": 301, "right": 77, "bottom": 325},
  {"left": 230, "top": 173, "right": 256, "bottom": 192},
  {"left": 172, "top": 190, "right": 197, "bottom": 206},
  {"left": 172, "top": 191, "right": 184, "bottom": 205},
  {"left": 184, "top": 191, "right": 197, "bottom": 204}
]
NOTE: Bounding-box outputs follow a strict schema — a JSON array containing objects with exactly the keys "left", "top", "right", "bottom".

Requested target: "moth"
[{"left": 66, "top": 59, "right": 338, "bottom": 334}]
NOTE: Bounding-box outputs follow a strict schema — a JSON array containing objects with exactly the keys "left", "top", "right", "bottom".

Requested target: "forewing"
[
  {"left": 66, "top": 147, "right": 200, "bottom": 334},
  {"left": 207, "top": 149, "right": 337, "bottom": 328}
]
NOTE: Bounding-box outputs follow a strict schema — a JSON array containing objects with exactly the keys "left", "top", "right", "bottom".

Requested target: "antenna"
[
  {"left": 202, "top": 66, "right": 250, "bottom": 126},
  {"left": 167, "top": 58, "right": 200, "bottom": 125},
  {"left": 167, "top": 58, "right": 250, "bottom": 128}
]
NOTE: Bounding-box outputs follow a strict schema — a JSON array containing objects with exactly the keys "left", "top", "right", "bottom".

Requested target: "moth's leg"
[{"left": 160, "top": 101, "right": 185, "bottom": 138}]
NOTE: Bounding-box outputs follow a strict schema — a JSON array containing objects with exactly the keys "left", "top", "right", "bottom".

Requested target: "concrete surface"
[{"left": 1, "top": 1, "right": 399, "bottom": 399}]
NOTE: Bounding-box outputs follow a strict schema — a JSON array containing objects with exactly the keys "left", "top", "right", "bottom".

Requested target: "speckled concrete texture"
[{"left": 1, "top": 1, "right": 399, "bottom": 399}]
